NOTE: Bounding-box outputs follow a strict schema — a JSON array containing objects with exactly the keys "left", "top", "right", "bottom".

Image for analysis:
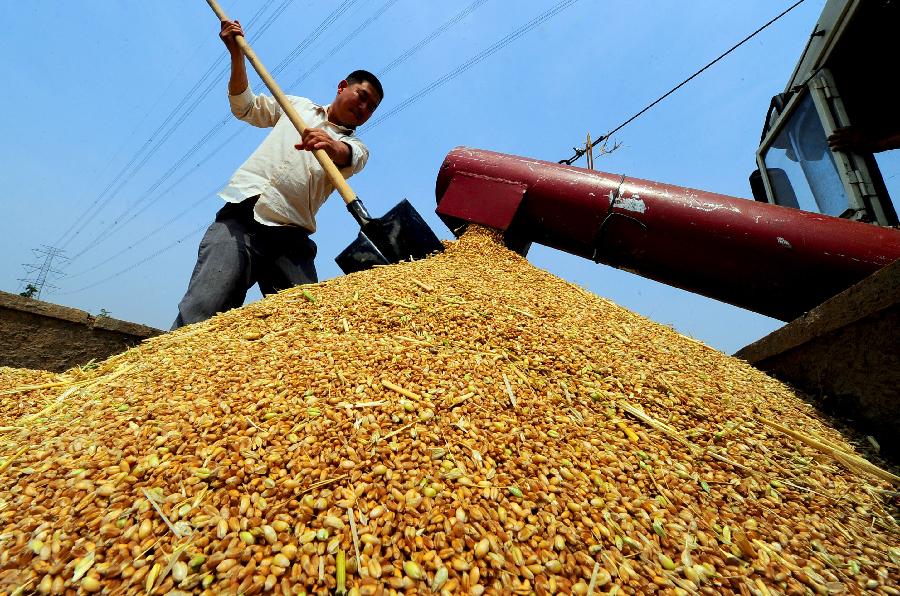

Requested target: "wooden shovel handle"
[{"left": 206, "top": 0, "right": 358, "bottom": 206}]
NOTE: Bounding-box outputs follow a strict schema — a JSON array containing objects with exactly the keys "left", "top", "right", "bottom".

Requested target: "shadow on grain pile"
[{"left": 0, "top": 226, "right": 898, "bottom": 595}]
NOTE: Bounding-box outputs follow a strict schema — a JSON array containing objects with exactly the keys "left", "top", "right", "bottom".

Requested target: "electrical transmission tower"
[{"left": 19, "top": 246, "right": 68, "bottom": 299}]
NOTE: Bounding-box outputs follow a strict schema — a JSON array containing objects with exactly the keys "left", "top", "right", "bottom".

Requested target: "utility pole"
[
  {"left": 19, "top": 245, "right": 68, "bottom": 300},
  {"left": 585, "top": 132, "right": 595, "bottom": 170}
]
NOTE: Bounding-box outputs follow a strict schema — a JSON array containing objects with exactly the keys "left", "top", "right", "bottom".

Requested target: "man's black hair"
[{"left": 346, "top": 70, "right": 384, "bottom": 101}]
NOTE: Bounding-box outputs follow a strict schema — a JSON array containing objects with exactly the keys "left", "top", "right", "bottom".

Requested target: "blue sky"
[{"left": 2, "top": 1, "right": 833, "bottom": 354}]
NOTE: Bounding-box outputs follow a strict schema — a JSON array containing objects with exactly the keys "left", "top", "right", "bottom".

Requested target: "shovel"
[{"left": 206, "top": 0, "right": 444, "bottom": 274}]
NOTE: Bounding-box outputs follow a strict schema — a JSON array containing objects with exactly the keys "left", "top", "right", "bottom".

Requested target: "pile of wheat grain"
[
  {"left": 0, "top": 367, "right": 62, "bottom": 426},
  {"left": 0, "top": 227, "right": 897, "bottom": 595}
]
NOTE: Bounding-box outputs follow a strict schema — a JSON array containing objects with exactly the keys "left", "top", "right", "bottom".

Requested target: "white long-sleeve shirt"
[{"left": 219, "top": 87, "right": 369, "bottom": 233}]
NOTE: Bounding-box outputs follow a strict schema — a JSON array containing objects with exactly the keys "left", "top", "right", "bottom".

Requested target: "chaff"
[{"left": 759, "top": 417, "right": 900, "bottom": 485}]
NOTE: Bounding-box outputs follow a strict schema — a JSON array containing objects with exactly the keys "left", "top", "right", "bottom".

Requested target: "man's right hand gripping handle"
[{"left": 220, "top": 19, "right": 249, "bottom": 96}]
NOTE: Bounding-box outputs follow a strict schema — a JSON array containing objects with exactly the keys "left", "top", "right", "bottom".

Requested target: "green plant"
[{"left": 19, "top": 284, "right": 39, "bottom": 298}]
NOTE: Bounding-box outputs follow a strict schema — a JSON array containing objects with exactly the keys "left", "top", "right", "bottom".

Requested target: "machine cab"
[{"left": 750, "top": 0, "right": 899, "bottom": 226}]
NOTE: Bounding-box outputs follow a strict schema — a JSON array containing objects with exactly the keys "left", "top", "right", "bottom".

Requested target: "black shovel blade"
[
  {"left": 336, "top": 199, "right": 444, "bottom": 274},
  {"left": 335, "top": 231, "right": 391, "bottom": 274}
]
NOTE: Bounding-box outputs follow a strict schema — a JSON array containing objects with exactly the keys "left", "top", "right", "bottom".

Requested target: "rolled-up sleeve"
[
  {"left": 228, "top": 86, "right": 282, "bottom": 128},
  {"left": 338, "top": 135, "right": 369, "bottom": 178}
]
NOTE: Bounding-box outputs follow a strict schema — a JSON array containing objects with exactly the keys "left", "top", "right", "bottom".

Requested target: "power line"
[
  {"left": 64, "top": 115, "right": 236, "bottom": 265},
  {"left": 58, "top": 0, "right": 242, "bottom": 212},
  {"left": 56, "top": 0, "right": 290, "bottom": 252},
  {"left": 56, "top": 0, "right": 281, "bottom": 251},
  {"left": 64, "top": 192, "right": 215, "bottom": 280},
  {"left": 55, "top": 225, "right": 208, "bottom": 297},
  {"left": 62, "top": 0, "right": 491, "bottom": 284},
  {"left": 89, "top": 127, "right": 245, "bottom": 259},
  {"left": 559, "top": 0, "right": 808, "bottom": 165},
  {"left": 61, "top": 0, "right": 524, "bottom": 291},
  {"left": 288, "top": 0, "right": 402, "bottom": 91},
  {"left": 69, "top": 0, "right": 291, "bottom": 250},
  {"left": 363, "top": 0, "right": 580, "bottom": 131},
  {"left": 87, "top": 0, "right": 478, "bottom": 256},
  {"left": 64, "top": 0, "right": 359, "bottom": 265},
  {"left": 270, "top": 0, "right": 363, "bottom": 80},
  {"left": 61, "top": 72, "right": 225, "bottom": 259},
  {"left": 72, "top": 0, "right": 487, "bottom": 268},
  {"left": 64, "top": 128, "right": 248, "bottom": 279},
  {"left": 377, "top": 0, "right": 491, "bottom": 77},
  {"left": 61, "top": 25, "right": 222, "bottom": 225},
  {"left": 54, "top": 56, "right": 227, "bottom": 250},
  {"left": 83, "top": 0, "right": 398, "bottom": 267},
  {"left": 50, "top": 2, "right": 813, "bottom": 298}
]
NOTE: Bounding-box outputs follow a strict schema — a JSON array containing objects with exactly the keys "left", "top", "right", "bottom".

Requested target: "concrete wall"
[
  {"left": 735, "top": 259, "right": 900, "bottom": 459},
  {"left": 0, "top": 291, "right": 162, "bottom": 372}
]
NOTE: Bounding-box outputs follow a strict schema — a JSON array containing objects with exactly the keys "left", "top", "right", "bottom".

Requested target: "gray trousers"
[{"left": 172, "top": 198, "right": 317, "bottom": 329}]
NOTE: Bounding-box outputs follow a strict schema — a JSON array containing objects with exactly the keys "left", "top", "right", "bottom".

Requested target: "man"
[{"left": 172, "top": 19, "right": 383, "bottom": 329}]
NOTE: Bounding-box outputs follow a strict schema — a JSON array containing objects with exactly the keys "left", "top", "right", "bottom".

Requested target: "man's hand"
[
  {"left": 219, "top": 19, "right": 244, "bottom": 56},
  {"left": 295, "top": 128, "right": 351, "bottom": 167},
  {"left": 828, "top": 126, "right": 879, "bottom": 153},
  {"left": 222, "top": 20, "right": 249, "bottom": 96}
]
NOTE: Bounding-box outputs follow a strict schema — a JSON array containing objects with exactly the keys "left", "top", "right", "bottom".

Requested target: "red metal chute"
[{"left": 435, "top": 147, "right": 900, "bottom": 321}]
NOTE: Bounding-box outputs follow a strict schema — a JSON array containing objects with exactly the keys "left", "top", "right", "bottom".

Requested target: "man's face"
[{"left": 332, "top": 80, "right": 381, "bottom": 128}]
